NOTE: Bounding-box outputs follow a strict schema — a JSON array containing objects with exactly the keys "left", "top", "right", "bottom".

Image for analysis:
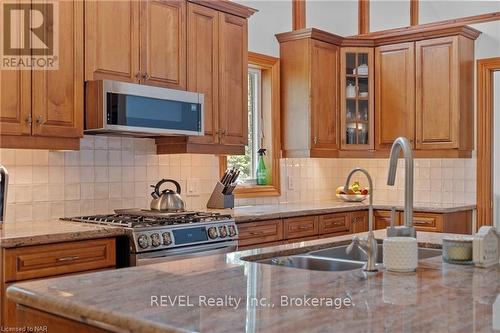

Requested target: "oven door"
[{"left": 133, "top": 241, "right": 237, "bottom": 266}]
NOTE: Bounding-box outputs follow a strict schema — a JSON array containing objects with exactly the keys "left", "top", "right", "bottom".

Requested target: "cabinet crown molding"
[{"left": 188, "top": 0, "right": 257, "bottom": 18}]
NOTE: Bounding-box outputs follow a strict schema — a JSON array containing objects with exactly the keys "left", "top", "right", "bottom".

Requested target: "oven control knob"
[
  {"left": 228, "top": 225, "right": 237, "bottom": 237},
  {"left": 208, "top": 227, "right": 218, "bottom": 239},
  {"left": 137, "top": 234, "right": 150, "bottom": 249},
  {"left": 151, "top": 233, "right": 161, "bottom": 247},
  {"left": 218, "top": 225, "right": 227, "bottom": 238},
  {"left": 162, "top": 232, "right": 172, "bottom": 245}
]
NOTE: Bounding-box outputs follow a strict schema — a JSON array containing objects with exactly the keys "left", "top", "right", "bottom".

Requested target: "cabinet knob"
[
  {"left": 135, "top": 72, "right": 142, "bottom": 81},
  {"left": 26, "top": 115, "right": 32, "bottom": 125},
  {"left": 36, "top": 116, "right": 44, "bottom": 125},
  {"left": 142, "top": 73, "right": 151, "bottom": 80},
  {"left": 313, "top": 136, "right": 318, "bottom": 144}
]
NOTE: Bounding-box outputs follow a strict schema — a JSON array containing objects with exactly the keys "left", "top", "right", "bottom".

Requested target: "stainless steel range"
[{"left": 62, "top": 210, "right": 237, "bottom": 266}]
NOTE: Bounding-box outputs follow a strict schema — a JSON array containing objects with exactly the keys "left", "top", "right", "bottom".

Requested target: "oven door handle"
[{"left": 135, "top": 241, "right": 237, "bottom": 265}]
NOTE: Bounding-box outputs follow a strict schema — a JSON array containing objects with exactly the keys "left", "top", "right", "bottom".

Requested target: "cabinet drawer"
[
  {"left": 283, "top": 216, "right": 319, "bottom": 240},
  {"left": 410, "top": 213, "right": 443, "bottom": 232},
  {"left": 237, "top": 220, "right": 283, "bottom": 247},
  {"left": 374, "top": 210, "right": 400, "bottom": 230},
  {"left": 4, "top": 238, "right": 116, "bottom": 283},
  {"left": 319, "top": 213, "right": 350, "bottom": 234}
]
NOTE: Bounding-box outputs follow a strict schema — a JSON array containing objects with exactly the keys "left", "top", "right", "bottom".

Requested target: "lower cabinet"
[
  {"left": 1, "top": 238, "right": 116, "bottom": 327},
  {"left": 237, "top": 209, "right": 473, "bottom": 250}
]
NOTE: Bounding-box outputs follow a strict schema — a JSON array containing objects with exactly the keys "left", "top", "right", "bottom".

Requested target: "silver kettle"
[{"left": 150, "top": 179, "right": 185, "bottom": 212}]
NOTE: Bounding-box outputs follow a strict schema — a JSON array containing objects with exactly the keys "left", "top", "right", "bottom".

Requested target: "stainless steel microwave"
[{"left": 85, "top": 80, "right": 204, "bottom": 136}]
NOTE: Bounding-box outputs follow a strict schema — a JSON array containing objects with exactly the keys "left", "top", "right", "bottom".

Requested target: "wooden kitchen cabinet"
[
  {"left": 350, "top": 211, "right": 369, "bottom": 233},
  {"left": 319, "top": 213, "right": 350, "bottom": 235},
  {"left": 278, "top": 29, "right": 342, "bottom": 158},
  {"left": 415, "top": 36, "right": 474, "bottom": 153},
  {"left": 374, "top": 210, "right": 400, "bottom": 230},
  {"left": 237, "top": 220, "right": 283, "bottom": 248},
  {"left": 1, "top": 238, "right": 116, "bottom": 327},
  {"left": 141, "top": 0, "right": 186, "bottom": 89},
  {"left": 0, "top": 0, "right": 83, "bottom": 149},
  {"left": 283, "top": 216, "right": 319, "bottom": 240},
  {"left": 86, "top": 0, "right": 186, "bottom": 90},
  {"left": 375, "top": 42, "right": 415, "bottom": 149},
  {"left": 340, "top": 47, "right": 374, "bottom": 150},
  {"left": 85, "top": 0, "right": 140, "bottom": 83},
  {"left": 155, "top": 2, "right": 254, "bottom": 155}
]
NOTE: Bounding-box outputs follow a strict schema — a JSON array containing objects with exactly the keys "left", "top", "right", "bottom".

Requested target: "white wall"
[
  {"left": 420, "top": 0, "right": 500, "bottom": 24},
  {"left": 371, "top": 0, "right": 410, "bottom": 32},
  {"left": 494, "top": 72, "right": 500, "bottom": 228},
  {"left": 306, "top": 0, "right": 358, "bottom": 36},
  {"left": 235, "top": 0, "right": 292, "bottom": 57}
]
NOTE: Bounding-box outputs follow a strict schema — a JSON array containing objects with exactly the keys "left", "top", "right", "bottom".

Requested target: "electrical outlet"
[
  {"left": 288, "top": 176, "right": 295, "bottom": 191},
  {"left": 186, "top": 179, "right": 200, "bottom": 196}
]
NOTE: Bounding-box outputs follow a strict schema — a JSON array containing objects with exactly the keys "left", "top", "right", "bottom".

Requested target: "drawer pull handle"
[
  {"left": 249, "top": 231, "right": 264, "bottom": 236},
  {"left": 57, "top": 256, "right": 79, "bottom": 262},
  {"left": 298, "top": 226, "right": 310, "bottom": 230}
]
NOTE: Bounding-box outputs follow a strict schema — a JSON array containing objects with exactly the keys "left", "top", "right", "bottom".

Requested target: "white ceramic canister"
[{"left": 383, "top": 237, "right": 418, "bottom": 272}]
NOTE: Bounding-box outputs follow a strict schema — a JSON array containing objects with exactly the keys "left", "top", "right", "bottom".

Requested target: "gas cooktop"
[{"left": 62, "top": 210, "right": 233, "bottom": 229}]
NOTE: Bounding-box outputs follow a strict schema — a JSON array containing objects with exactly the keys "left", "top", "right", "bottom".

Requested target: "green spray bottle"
[{"left": 256, "top": 148, "right": 268, "bottom": 185}]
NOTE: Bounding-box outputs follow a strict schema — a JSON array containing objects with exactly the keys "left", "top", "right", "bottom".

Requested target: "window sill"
[{"left": 233, "top": 185, "right": 281, "bottom": 198}]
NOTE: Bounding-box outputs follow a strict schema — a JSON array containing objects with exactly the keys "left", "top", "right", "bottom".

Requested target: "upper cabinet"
[
  {"left": 415, "top": 36, "right": 473, "bottom": 152},
  {"left": 375, "top": 42, "right": 415, "bottom": 149},
  {"left": 278, "top": 30, "right": 342, "bottom": 158},
  {"left": 85, "top": 0, "right": 186, "bottom": 90},
  {"left": 374, "top": 34, "right": 475, "bottom": 157},
  {"left": 340, "top": 47, "right": 374, "bottom": 150},
  {"left": 156, "top": 2, "right": 254, "bottom": 155},
  {"left": 277, "top": 26, "right": 478, "bottom": 158},
  {"left": 0, "top": 0, "right": 83, "bottom": 150}
]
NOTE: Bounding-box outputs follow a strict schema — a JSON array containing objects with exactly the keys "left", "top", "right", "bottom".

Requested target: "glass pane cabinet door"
[{"left": 341, "top": 48, "right": 374, "bottom": 150}]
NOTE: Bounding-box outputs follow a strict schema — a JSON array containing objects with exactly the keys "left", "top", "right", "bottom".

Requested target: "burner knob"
[
  {"left": 137, "top": 234, "right": 150, "bottom": 249},
  {"left": 208, "top": 227, "right": 218, "bottom": 239},
  {"left": 218, "top": 225, "right": 227, "bottom": 238},
  {"left": 228, "top": 225, "right": 237, "bottom": 237},
  {"left": 151, "top": 233, "right": 161, "bottom": 247},
  {"left": 162, "top": 232, "right": 172, "bottom": 245}
]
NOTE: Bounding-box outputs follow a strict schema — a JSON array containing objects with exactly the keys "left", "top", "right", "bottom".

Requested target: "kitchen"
[{"left": 0, "top": 0, "right": 499, "bottom": 332}]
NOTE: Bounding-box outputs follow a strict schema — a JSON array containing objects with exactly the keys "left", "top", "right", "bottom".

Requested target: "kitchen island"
[{"left": 7, "top": 230, "right": 500, "bottom": 333}]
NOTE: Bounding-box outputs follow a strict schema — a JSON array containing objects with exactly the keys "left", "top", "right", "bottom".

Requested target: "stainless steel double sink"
[{"left": 255, "top": 241, "right": 442, "bottom": 272}]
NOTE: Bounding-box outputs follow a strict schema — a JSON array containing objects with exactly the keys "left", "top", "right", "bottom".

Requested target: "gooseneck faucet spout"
[
  {"left": 344, "top": 168, "right": 377, "bottom": 272},
  {"left": 387, "top": 137, "right": 416, "bottom": 237}
]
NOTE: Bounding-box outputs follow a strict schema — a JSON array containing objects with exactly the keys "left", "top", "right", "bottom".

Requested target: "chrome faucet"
[
  {"left": 344, "top": 168, "right": 378, "bottom": 272},
  {"left": 386, "top": 137, "right": 416, "bottom": 238}
]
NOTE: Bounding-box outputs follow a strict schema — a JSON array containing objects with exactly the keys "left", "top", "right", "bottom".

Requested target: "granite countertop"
[
  {"left": 227, "top": 200, "right": 476, "bottom": 223},
  {"left": 0, "top": 220, "right": 125, "bottom": 248},
  {"left": 7, "top": 230, "right": 499, "bottom": 333}
]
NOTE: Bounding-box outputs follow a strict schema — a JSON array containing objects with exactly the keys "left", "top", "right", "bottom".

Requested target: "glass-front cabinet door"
[{"left": 340, "top": 47, "right": 374, "bottom": 150}]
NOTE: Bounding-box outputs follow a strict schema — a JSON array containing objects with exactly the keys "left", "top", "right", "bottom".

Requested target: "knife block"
[{"left": 207, "top": 182, "right": 234, "bottom": 209}]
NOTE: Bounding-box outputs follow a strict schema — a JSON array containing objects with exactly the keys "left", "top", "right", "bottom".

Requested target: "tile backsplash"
[{"left": 0, "top": 136, "right": 476, "bottom": 222}]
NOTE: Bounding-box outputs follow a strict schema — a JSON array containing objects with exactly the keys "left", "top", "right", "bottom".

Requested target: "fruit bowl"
[{"left": 336, "top": 193, "right": 369, "bottom": 202}]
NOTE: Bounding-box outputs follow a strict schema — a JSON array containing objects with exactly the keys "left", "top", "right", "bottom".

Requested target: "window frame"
[{"left": 219, "top": 52, "right": 281, "bottom": 198}]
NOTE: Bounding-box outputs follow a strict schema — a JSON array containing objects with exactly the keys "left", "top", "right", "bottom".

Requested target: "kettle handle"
[{"left": 151, "top": 179, "right": 182, "bottom": 197}]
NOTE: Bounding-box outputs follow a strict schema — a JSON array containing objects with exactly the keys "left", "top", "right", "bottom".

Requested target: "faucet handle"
[{"left": 346, "top": 236, "right": 360, "bottom": 255}]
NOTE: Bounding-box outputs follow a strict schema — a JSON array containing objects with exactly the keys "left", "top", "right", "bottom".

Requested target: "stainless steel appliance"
[
  {"left": 150, "top": 179, "right": 185, "bottom": 212},
  {"left": 85, "top": 80, "right": 204, "bottom": 136},
  {"left": 62, "top": 210, "right": 237, "bottom": 266},
  {"left": 0, "top": 165, "right": 8, "bottom": 224}
]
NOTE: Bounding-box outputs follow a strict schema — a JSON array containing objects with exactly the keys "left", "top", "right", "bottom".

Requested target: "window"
[
  {"left": 227, "top": 68, "right": 262, "bottom": 184},
  {"left": 220, "top": 52, "right": 281, "bottom": 198}
]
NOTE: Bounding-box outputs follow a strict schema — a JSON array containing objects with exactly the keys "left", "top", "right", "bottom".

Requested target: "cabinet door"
[
  {"left": 416, "top": 36, "right": 459, "bottom": 149},
  {"left": 85, "top": 0, "right": 140, "bottom": 82},
  {"left": 350, "top": 211, "right": 368, "bottom": 233},
  {"left": 0, "top": 70, "right": 31, "bottom": 136},
  {"left": 311, "top": 40, "right": 339, "bottom": 150},
  {"left": 374, "top": 210, "right": 399, "bottom": 230},
  {"left": 32, "top": 0, "right": 83, "bottom": 138},
  {"left": 141, "top": 0, "right": 186, "bottom": 89},
  {"left": 186, "top": 3, "right": 219, "bottom": 144},
  {"left": 375, "top": 43, "right": 415, "bottom": 149},
  {"left": 218, "top": 12, "right": 248, "bottom": 145}
]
